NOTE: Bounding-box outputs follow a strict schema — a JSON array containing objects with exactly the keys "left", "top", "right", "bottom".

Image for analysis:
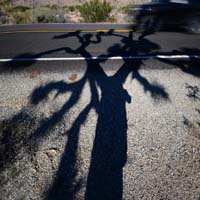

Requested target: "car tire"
[
  {"left": 138, "top": 15, "right": 162, "bottom": 32},
  {"left": 186, "top": 15, "right": 200, "bottom": 34}
]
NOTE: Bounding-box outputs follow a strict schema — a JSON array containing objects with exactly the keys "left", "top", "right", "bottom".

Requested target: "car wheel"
[
  {"left": 138, "top": 15, "right": 162, "bottom": 32},
  {"left": 187, "top": 15, "right": 200, "bottom": 34}
]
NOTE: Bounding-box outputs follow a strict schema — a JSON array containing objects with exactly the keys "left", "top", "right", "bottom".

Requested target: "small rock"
[
  {"left": 30, "top": 71, "right": 40, "bottom": 79},
  {"left": 68, "top": 73, "right": 78, "bottom": 81},
  {"left": 46, "top": 149, "right": 57, "bottom": 158}
]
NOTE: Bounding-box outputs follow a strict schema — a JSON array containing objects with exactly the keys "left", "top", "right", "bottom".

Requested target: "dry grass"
[
  {"left": 0, "top": 0, "right": 150, "bottom": 24},
  {"left": 12, "top": 0, "right": 150, "bottom": 7}
]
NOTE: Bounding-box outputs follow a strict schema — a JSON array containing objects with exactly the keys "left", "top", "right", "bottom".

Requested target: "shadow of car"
[{"left": 129, "top": 0, "right": 200, "bottom": 34}]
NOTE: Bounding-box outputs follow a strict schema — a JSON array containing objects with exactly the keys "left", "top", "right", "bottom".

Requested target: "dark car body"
[{"left": 129, "top": 0, "right": 200, "bottom": 33}]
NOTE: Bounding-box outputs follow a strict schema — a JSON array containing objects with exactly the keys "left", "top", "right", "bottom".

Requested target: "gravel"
[{"left": 0, "top": 62, "right": 200, "bottom": 200}]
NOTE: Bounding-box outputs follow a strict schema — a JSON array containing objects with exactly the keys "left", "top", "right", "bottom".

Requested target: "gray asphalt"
[
  {"left": 0, "top": 24, "right": 200, "bottom": 74},
  {"left": 0, "top": 24, "right": 200, "bottom": 60},
  {"left": 0, "top": 23, "right": 132, "bottom": 32},
  {"left": 0, "top": 24, "right": 200, "bottom": 200}
]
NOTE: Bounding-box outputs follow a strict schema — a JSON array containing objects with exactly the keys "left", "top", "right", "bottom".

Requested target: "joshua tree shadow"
[
  {"left": 26, "top": 30, "right": 169, "bottom": 200},
  {"left": 1, "top": 30, "right": 169, "bottom": 200}
]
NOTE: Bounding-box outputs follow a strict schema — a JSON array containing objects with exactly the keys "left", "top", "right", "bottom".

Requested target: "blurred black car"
[{"left": 129, "top": 0, "right": 200, "bottom": 33}]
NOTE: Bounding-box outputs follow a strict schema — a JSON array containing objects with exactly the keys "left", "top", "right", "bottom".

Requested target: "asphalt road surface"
[{"left": 0, "top": 24, "right": 200, "bottom": 200}]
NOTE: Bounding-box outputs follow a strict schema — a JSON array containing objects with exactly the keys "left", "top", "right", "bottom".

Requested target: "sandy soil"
[{"left": 13, "top": 0, "right": 149, "bottom": 6}]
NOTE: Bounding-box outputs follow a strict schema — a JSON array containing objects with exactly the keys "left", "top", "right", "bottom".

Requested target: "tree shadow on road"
[
  {"left": 1, "top": 30, "right": 170, "bottom": 200},
  {"left": 155, "top": 48, "right": 200, "bottom": 78},
  {"left": 26, "top": 30, "right": 169, "bottom": 200}
]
